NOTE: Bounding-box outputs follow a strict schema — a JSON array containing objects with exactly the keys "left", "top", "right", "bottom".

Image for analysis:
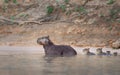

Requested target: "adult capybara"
[{"left": 37, "top": 36, "right": 77, "bottom": 57}]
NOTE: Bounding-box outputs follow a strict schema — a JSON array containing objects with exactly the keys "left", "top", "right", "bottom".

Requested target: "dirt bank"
[
  {"left": 0, "top": 22, "right": 120, "bottom": 47},
  {"left": 0, "top": 0, "right": 120, "bottom": 48}
]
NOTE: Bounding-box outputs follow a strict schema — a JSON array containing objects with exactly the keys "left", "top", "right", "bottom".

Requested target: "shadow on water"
[{"left": 43, "top": 56, "right": 57, "bottom": 63}]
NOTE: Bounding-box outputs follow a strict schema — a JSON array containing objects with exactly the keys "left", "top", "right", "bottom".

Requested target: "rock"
[{"left": 112, "top": 38, "right": 120, "bottom": 49}]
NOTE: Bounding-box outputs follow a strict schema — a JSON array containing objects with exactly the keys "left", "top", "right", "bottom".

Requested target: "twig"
[{"left": 0, "top": 16, "right": 42, "bottom": 25}]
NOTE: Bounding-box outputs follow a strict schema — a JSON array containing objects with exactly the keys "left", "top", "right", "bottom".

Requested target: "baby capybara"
[
  {"left": 82, "top": 48, "right": 95, "bottom": 55},
  {"left": 96, "top": 48, "right": 106, "bottom": 55},
  {"left": 37, "top": 36, "right": 77, "bottom": 57}
]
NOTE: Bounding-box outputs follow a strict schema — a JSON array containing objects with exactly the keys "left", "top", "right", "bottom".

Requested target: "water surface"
[{"left": 0, "top": 53, "right": 120, "bottom": 75}]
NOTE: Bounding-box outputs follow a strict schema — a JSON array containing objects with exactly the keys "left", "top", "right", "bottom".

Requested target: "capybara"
[{"left": 37, "top": 36, "right": 77, "bottom": 57}]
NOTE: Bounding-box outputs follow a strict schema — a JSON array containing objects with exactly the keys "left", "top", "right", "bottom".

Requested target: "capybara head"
[
  {"left": 113, "top": 52, "right": 118, "bottom": 56},
  {"left": 83, "top": 48, "right": 90, "bottom": 54},
  {"left": 37, "top": 36, "right": 50, "bottom": 45},
  {"left": 96, "top": 48, "right": 103, "bottom": 54},
  {"left": 106, "top": 51, "right": 111, "bottom": 54}
]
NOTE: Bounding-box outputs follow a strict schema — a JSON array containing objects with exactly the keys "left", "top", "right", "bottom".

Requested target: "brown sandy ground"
[{"left": 0, "top": 22, "right": 120, "bottom": 48}]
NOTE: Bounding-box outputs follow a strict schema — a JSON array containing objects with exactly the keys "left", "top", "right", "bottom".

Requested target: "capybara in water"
[
  {"left": 96, "top": 48, "right": 106, "bottom": 55},
  {"left": 37, "top": 36, "right": 77, "bottom": 57},
  {"left": 82, "top": 48, "right": 95, "bottom": 55},
  {"left": 113, "top": 52, "right": 118, "bottom": 56},
  {"left": 106, "top": 51, "right": 112, "bottom": 56}
]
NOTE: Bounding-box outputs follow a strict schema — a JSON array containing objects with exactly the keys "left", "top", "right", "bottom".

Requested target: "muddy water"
[{"left": 0, "top": 46, "right": 120, "bottom": 75}]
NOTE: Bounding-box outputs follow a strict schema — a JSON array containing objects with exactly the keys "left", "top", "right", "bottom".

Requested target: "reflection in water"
[
  {"left": 0, "top": 54, "right": 120, "bottom": 75},
  {"left": 43, "top": 56, "right": 57, "bottom": 63}
]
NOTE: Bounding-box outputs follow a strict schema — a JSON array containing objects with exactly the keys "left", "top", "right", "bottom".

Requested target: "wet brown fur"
[{"left": 37, "top": 36, "right": 77, "bottom": 57}]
